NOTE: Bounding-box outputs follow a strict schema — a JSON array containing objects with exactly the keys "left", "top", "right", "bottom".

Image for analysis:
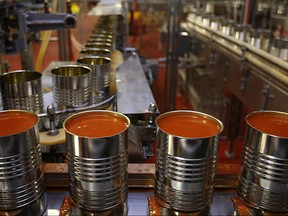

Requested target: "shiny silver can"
[
  {"left": 237, "top": 110, "right": 288, "bottom": 212},
  {"left": 155, "top": 110, "right": 223, "bottom": 212},
  {"left": 0, "top": 110, "right": 45, "bottom": 212},
  {"left": 63, "top": 110, "right": 130, "bottom": 212},
  {"left": 0, "top": 70, "right": 43, "bottom": 114},
  {"left": 77, "top": 57, "right": 111, "bottom": 104},
  {"left": 51, "top": 65, "right": 91, "bottom": 110}
]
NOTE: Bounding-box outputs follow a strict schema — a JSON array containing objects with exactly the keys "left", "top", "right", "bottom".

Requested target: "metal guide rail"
[
  {"left": 182, "top": 17, "right": 288, "bottom": 112},
  {"left": 184, "top": 18, "right": 288, "bottom": 76}
]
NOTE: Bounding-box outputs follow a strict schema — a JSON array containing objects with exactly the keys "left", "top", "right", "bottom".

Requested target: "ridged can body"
[
  {"left": 0, "top": 70, "right": 44, "bottom": 114},
  {"left": 63, "top": 110, "right": 130, "bottom": 212},
  {"left": 155, "top": 110, "right": 223, "bottom": 212},
  {"left": 77, "top": 57, "right": 111, "bottom": 104},
  {"left": 51, "top": 65, "right": 91, "bottom": 110},
  {"left": 0, "top": 110, "right": 45, "bottom": 212},
  {"left": 237, "top": 110, "right": 288, "bottom": 212}
]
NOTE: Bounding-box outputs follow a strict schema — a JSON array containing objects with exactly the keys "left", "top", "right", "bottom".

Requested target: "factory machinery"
[{"left": 0, "top": 0, "right": 287, "bottom": 215}]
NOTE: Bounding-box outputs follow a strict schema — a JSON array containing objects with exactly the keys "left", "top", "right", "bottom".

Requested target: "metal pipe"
[
  {"left": 37, "top": 94, "right": 116, "bottom": 118},
  {"left": 164, "top": 0, "right": 182, "bottom": 111}
]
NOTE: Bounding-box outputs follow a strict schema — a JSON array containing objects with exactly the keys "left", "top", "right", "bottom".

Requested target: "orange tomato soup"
[
  {"left": 157, "top": 112, "right": 222, "bottom": 138},
  {"left": 65, "top": 112, "right": 128, "bottom": 138},
  {"left": 0, "top": 111, "right": 38, "bottom": 136},
  {"left": 247, "top": 112, "right": 288, "bottom": 138}
]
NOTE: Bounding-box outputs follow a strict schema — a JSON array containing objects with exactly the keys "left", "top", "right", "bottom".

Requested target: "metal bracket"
[{"left": 260, "top": 84, "right": 274, "bottom": 110}]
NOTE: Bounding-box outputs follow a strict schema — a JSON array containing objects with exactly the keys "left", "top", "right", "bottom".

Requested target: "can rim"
[
  {"left": 51, "top": 65, "right": 91, "bottom": 77},
  {"left": 76, "top": 56, "right": 111, "bottom": 65},
  {"left": 246, "top": 110, "right": 288, "bottom": 138},
  {"left": 156, "top": 110, "right": 223, "bottom": 139},
  {"left": 63, "top": 110, "right": 130, "bottom": 138},
  {"left": 0, "top": 70, "right": 42, "bottom": 83},
  {"left": 0, "top": 109, "right": 39, "bottom": 137}
]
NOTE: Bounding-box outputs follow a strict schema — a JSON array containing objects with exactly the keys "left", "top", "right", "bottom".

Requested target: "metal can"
[
  {"left": 0, "top": 110, "right": 46, "bottom": 214},
  {"left": 154, "top": 110, "right": 223, "bottom": 212},
  {"left": 76, "top": 57, "right": 111, "bottom": 104},
  {"left": 237, "top": 110, "right": 288, "bottom": 212},
  {"left": 0, "top": 70, "right": 44, "bottom": 114},
  {"left": 63, "top": 110, "right": 130, "bottom": 213},
  {"left": 51, "top": 65, "right": 91, "bottom": 110}
]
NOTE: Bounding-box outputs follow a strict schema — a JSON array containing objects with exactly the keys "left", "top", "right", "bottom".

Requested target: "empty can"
[
  {"left": 77, "top": 56, "right": 111, "bottom": 104},
  {"left": 0, "top": 70, "right": 44, "bottom": 114},
  {"left": 51, "top": 65, "right": 91, "bottom": 110}
]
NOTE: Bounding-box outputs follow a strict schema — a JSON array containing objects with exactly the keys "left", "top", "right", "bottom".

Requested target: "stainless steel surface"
[
  {"left": 237, "top": 110, "right": 288, "bottom": 212},
  {"left": 0, "top": 70, "right": 44, "bottom": 114},
  {"left": 183, "top": 15, "right": 288, "bottom": 114},
  {"left": 164, "top": 0, "right": 182, "bottom": 111},
  {"left": 45, "top": 189, "right": 235, "bottom": 216},
  {"left": 76, "top": 56, "right": 111, "bottom": 104},
  {"left": 63, "top": 110, "right": 130, "bottom": 212},
  {"left": 154, "top": 110, "right": 223, "bottom": 212},
  {"left": 116, "top": 53, "right": 157, "bottom": 115},
  {"left": 51, "top": 65, "right": 91, "bottom": 110},
  {"left": 70, "top": 200, "right": 128, "bottom": 216},
  {"left": 0, "top": 110, "right": 45, "bottom": 212},
  {"left": 88, "top": 0, "right": 125, "bottom": 16}
]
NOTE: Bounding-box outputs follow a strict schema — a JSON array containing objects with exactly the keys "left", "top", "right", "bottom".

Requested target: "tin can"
[
  {"left": 63, "top": 110, "right": 130, "bottom": 212},
  {"left": 0, "top": 110, "right": 46, "bottom": 214},
  {"left": 51, "top": 65, "right": 91, "bottom": 110},
  {"left": 77, "top": 57, "right": 111, "bottom": 104},
  {"left": 154, "top": 110, "right": 223, "bottom": 212},
  {"left": 237, "top": 110, "right": 288, "bottom": 212},
  {"left": 0, "top": 70, "right": 44, "bottom": 114}
]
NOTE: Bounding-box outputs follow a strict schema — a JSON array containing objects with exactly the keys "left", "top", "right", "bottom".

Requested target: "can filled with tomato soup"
[
  {"left": 0, "top": 110, "right": 46, "bottom": 215},
  {"left": 63, "top": 110, "right": 130, "bottom": 214},
  {"left": 155, "top": 110, "right": 223, "bottom": 212},
  {"left": 237, "top": 110, "right": 288, "bottom": 212}
]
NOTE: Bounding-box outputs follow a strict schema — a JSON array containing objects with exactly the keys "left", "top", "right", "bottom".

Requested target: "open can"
[
  {"left": 237, "top": 110, "right": 288, "bottom": 212},
  {"left": 154, "top": 110, "right": 223, "bottom": 212},
  {"left": 63, "top": 110, "right": 130, "bottom": 214},
  {"left": 0, "top": 70, "right": 44, "bottom": 114},
  {"left": 0, "top": 110, "right": 46, "bottom": 215}
]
